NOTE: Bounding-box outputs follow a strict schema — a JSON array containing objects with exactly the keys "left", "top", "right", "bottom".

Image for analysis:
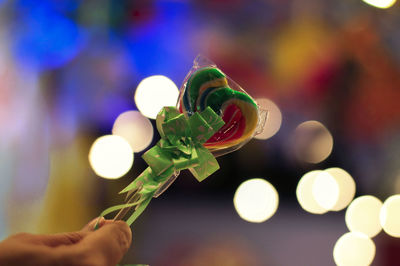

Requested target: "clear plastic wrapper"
[
  {"left": 177, "top": 55, "right": 267, "bottom": 157},
  {"left": 105, "top": 55, "right": 268, "bottom": 225}
]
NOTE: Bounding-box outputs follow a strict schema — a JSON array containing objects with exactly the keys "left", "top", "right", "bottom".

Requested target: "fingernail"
[{"left": 93, "top": 217, "right": 105, "bottom": 230}]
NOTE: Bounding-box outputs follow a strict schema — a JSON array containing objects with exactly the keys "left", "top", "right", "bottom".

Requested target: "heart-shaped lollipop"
[
  {"left": 98, "top": 61, "right": 261, "bottom": 229},
  {"left": 179, "top": 67, "right": 259, "bottom": 150}
]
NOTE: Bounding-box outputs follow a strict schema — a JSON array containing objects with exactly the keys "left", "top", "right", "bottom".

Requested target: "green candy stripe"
[
  {"left": 185, "top": 67, "right": 227, "bottom": 112},
  {"left": 202, "top": 87, "right": 257, "bottom": 114}
]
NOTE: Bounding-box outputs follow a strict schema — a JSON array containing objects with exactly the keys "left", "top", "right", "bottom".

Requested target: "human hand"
[{"left": 0, "top": 218, "right": 132, "bottom": 266}]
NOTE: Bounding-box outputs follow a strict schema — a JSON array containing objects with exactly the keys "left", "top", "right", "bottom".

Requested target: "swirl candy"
[{"left": 179, "top": 66, "right": 259, "bottom": 150}]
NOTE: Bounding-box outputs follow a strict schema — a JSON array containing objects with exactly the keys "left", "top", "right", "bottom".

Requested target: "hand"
[{"left": 0, "top": 218, "right": 132, "bottom": 266}]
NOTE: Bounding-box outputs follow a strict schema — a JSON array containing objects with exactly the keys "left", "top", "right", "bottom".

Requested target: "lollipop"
[
  {"left": 179, "top": 67, "right": 259, "bottom": 151},
  {"left": 96, "top": 56, "right": 264, "bottom": 228}
]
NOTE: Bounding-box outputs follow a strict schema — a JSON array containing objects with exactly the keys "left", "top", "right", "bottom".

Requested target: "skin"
[{"left": 0, "top": 218, "right": 132, "bottom": 266}]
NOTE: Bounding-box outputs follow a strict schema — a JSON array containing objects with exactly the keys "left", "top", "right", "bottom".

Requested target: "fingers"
[
  {"left": 8, "top": 217, "right": 107, "bottom": 248},
  {"left": 8, "top": 217, "right": 109, "bottom": 248},
  {"left": 1, "top": 219, "right": 131, "bottom": 266},
  {"left": 34, "top": 232, "right": 86, "bottom": 247},
  {"left": 6, "top": 232, "right": 86, "bottom": 247},
  {"left": 57, "top": 221, "right": 132, "bottom": 266}
]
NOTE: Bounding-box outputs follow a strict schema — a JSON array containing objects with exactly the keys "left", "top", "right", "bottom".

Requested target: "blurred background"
[{"left": 1, "top": 0, "right": 400, "bottom": 265}]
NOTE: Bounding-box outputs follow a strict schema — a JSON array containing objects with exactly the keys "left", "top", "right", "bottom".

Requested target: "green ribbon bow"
[{"left": 97, "top": 106, "right": 225, "bottom": 226}]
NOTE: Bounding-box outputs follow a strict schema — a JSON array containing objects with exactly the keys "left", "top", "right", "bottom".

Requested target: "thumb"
[
  {"left": 72, "top": 221, "right": 132, "bottom": 266},
  {"left": 25, "top": 217, "right": 107, "bottom": 247}
]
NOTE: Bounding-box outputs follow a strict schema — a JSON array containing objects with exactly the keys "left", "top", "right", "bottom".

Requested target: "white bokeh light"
[
  {"left": 380, "top": 194, "right": 400, "bottom": 237},
  {"left": 293, "top": 121, "right": 333, "bottom": 164},
  {"left": 345, "top": 195, "right": 383, "bottom": 238},
  {"left": 234, "top": 178, "right": 279, "bottom": 223},
  {"left": 325, "top": 167, "right": 356, "bottom": 211},
  {"left": 112, "top": 110, "right": 154, "bottom": 152},
  {"left": 362, "top": 0, "right": 396, "bottom": 8},
  {"left": 333, "top": 232, "right": 376, "bottom": 266},
  {"left": 254, "top": 98, "right": 282, "bottom": 140},
  {"left": 296, "top": 170, "right": 328, "bottom": 214},
  {"left": 88, "top": 135, "right": 134, "bottom": 179},
  {"left": 134, "top": 75, "right": 179, "bottom": 119},
  {"left": 312, "top": 171, "right": 340, "bottom": 211}
]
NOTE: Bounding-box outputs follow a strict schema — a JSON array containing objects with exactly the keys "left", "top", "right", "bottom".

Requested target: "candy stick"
[{"left": 113, "top": 171, "right": 179, "bottom": 221}]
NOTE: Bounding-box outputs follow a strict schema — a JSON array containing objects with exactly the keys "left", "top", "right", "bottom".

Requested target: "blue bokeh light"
[
  {"left": 12, "top": 0, "right": 86, "bottom": 70},
  {"left": 56, "top": 33, "right": 138, "bottom": 132},
  {"left": 125, "top": 1, "right": 200, "bottom": 84}
]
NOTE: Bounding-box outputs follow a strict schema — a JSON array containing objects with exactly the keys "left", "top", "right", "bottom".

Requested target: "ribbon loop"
[
  {"left": 162, "top": 114, "right": 189, "bottom": 143},
  {"left": 143, "top": 106, "right": 224, "bottom": 182}
]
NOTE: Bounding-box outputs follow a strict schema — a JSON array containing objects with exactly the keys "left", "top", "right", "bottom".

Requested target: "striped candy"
[{"left": 179, "top": 67, "right": 258, "bottom": 150}]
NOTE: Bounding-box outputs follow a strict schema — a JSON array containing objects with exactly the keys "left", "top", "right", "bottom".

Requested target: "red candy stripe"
[{"left": 204, "top": 104, "right": 245, "bottom": 147}]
